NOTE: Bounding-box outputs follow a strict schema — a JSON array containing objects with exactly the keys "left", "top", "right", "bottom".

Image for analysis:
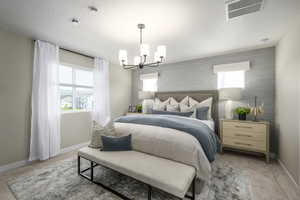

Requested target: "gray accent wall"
[
  {"left": 132, "top": 47, "right": 275, "bottom": 151},
  {"left": 276, "top": 22, "right": 300, "bottom": 185},
  {"left": 0, "top": 28, "right": 132, "bottom": 166}
]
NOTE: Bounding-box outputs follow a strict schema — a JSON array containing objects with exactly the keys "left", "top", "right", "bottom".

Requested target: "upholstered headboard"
[{"left": 155, "top": 90, "right": 219, "bottom": 134}]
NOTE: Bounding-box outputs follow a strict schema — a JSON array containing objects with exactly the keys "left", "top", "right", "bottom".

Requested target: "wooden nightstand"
[
  {"left": 126, "top": 112, "right": 144, "bottom": 115},
  {"left": 220, "top": 119, "right": 270, "bottom": 163}
]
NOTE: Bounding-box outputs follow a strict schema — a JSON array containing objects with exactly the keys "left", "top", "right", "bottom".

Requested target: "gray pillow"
[
  {"left": 89, "top": 121, "right": 116, "bottom": 149},
  {"left": 151, "top": 109, "right": 193, "bottom": 117},
  {"left": 195, "top": 106, "right": 209, "bottom": 120},
  {"left": 101, "top": 135, "right": 132, "bottom": 151}
]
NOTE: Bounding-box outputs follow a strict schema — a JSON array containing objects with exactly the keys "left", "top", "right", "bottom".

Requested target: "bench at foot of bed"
[{"left": 78, "top": 147, "right": 196, "bottom": 200}]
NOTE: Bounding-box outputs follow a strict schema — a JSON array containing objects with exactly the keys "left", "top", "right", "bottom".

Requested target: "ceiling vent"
[{"left": 226, "top": 0, "right": 264, "bottom": 20}]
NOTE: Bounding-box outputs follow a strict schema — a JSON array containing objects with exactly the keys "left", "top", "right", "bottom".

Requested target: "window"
[
  {"left": 140, "top": 73, "right": 158, "bottom": 92},
  {"left": 59, "top": 65, "right": 94, "bottom": 112},
  {"left": 143, "top": 79, "right": 157, "bottom": 92},
  {"left": 217, "top": 70, "right": 245, "bottom": 89},
  {"left": 214, "top": 61, "right": 249, "bottom": 89}
]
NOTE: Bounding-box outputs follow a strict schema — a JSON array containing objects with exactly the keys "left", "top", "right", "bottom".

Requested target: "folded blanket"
[{"left": 115, "top": 114, "right": 219, "bottom": 162}]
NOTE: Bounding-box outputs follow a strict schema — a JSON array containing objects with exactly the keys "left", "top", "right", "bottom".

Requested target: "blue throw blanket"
[{"left": 115, "top": 115, "right": 220, "bottom": 162}]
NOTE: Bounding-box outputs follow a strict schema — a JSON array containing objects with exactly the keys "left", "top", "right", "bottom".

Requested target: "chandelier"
[{"left": 118, "top": 24, "right": 166, "bottom": 69}]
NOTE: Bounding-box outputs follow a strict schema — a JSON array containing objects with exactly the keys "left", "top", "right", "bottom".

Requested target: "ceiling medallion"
[{"left": 118, "top": 24, "right": 166, "bottom": 70}]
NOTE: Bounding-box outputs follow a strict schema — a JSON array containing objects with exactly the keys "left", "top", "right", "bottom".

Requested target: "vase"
[{"left": 238, "top": 113, "right": 247, "bottom": 120}]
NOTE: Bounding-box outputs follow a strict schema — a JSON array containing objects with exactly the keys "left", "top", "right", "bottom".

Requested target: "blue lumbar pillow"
[
  {"left": 101, "top": 134, "right": 132, "bottom": 151},
  {"left": 195, "top": 106, "right": 209, "bottom": 120}
]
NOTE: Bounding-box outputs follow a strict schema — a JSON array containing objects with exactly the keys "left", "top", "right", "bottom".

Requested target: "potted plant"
[
  {"left": 234, "top": 107, "right": 250, "bottom": 120},
  {"left": 136, "top": 104, "right": 142, "bottom": 113}
]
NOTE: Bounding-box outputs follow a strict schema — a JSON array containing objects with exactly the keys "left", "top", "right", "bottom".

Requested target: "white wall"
[
  {"left": 275, "top": 22, "right": 300, "bottom": 185},
  {"left": 0, "top": 29, "right": 33, "bottom": 166},
  {"left": 0, "top": 28, "right": 132, "bottom": 166}
]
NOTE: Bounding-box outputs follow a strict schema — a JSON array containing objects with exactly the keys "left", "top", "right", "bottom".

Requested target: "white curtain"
[
  {"left": 29, "top": 40, "right": 61, "bottom": 161},
  {"left": 93, "top": 58, "right": 111, "bottom": 126}
]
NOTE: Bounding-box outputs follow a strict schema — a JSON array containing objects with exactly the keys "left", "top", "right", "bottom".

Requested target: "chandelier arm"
[
  {"left": 140, "top": 27, "right": 143, "bottom": 44},
  {"left": 143, "top": 62, "right": 161, "bottom": 67},
  {"left": 122, "top": 64, "right": 138, "bottom": 70},
  {"left": 142, "top": 55, "right": 147, "bottom": 64}
]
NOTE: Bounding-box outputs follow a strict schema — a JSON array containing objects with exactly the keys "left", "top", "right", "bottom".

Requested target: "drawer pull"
[
  {"left": 235, "top": 125, "right": 253, "bottom": 129},
  {"left": 234, "top": 142, "right": 252, "bottom": 146},
  {"left": 235, "top": 134, "right": 252, "bottom": 137}
]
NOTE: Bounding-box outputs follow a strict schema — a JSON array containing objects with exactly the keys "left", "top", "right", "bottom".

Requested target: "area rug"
[{"left": 7, "top": 156, "right": 251, "bottom": 200}]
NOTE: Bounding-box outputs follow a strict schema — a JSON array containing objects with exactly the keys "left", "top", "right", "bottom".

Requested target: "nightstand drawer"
[
  {"left": 223, "top": 121, "right": 266, "bottom": 133},
  {"left": 222, "top": 129, "right": 266, "bottom": 141},
  {"left": 223, "top": 137, "right": 266, "bottom": 151}
]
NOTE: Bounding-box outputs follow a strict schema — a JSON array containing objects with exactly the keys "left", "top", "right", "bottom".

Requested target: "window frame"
[{"left": 59, "top": 63, "right": 94, "bottom": 113}]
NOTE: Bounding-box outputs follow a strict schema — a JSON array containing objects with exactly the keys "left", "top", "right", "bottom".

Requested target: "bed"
[{"left": 114, "top": 90, "right": 220, "bottom": 193}]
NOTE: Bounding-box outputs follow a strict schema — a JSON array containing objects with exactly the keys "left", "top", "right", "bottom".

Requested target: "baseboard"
[
  {"left": 60, "top": 141, "right": 90, "bottom": 154},
  {"left": 278, "top": 159, "right": 300, "bottom": 192},
  {"left": 0, "top": 160, "right": 29, "bottom": 173},
  {"left": 0, "top": 141, "right": 90, "bottom": 174}
]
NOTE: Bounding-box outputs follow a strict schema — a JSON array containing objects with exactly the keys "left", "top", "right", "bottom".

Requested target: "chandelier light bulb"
[
  {"left": 140, "top": 44, "right": 150, "bottom": 56},
  {"left": 134, "top": 56, "right": 141, "bottom": 65},
  {"left": 157, "top": 45, "right": 166, "bottom": 58}
]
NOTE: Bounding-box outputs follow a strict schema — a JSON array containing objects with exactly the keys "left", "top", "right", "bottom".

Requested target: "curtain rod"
[
  {"left": 33, "top": 39, "right": 94, "bottom": 59},
  {"left": 60, "top": 48, "right": 94, "bottom": 59}
]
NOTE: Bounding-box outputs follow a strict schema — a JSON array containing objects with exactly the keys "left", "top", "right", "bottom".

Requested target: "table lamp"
[{"left": 219, "top": 88, "right": 242, "bottom": 119}]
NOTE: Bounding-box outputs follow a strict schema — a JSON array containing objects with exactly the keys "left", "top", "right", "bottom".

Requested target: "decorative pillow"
[
  {"left": 189, "top": 97, "right": 213, "bottom": 120},
  {"left": 195, "top": 106, "right": 209, "bottom": 120},
  {"left": 151, "top": 109, "right": 193, "bottom": 117},
  {"left": 88, "top": 121, "right": 116, "bottom": 149},
  {"left": 101, "top": 134, "right": 132, "bottom": 151},
  {"left": 153, "top": 98, "right": 170, "bottom": 111},
  {"left": 166, "top": 104, "right": 179, "bottom": 112},
  {"left": 169, "top": 97, "right": 179, "bottom": 106},
  {"left": 180, "top": 104, "right": 194, "bottom": 113},
  {"left": 180, "top": 96, "right": 189, "bottom": 107}
]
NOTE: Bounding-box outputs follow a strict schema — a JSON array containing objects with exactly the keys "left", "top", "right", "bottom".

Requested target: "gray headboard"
[{"left": 155, "top": 90, "right": 219, "bottom": 134}]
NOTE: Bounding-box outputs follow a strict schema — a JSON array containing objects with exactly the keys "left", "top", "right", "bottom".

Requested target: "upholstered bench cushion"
[{"left": 78, "top": 147, "right": 196, "bottom": 198}]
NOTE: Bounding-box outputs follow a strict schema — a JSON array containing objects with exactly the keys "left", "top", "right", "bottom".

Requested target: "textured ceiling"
[{"left": 0, "top": 0, "right": 299, "bottom": 64}]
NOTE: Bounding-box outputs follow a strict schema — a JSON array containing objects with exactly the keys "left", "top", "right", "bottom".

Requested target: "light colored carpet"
[{"left": 7, "top": 156, "right": 251, "bottom": 200}]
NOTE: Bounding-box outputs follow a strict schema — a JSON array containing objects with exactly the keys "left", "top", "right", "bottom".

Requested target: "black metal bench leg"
[
  {"left": 192, "top": 177, "right": 195, "bottom": 200},
  {"left": 78, "top": 156, "right": 80, "bottom": 175},
  {"left": 91, "top": 161, "right": 94, "bottom": 181},
  {"left": 148, "top": 185, "right": 152, "bottom": 200}
]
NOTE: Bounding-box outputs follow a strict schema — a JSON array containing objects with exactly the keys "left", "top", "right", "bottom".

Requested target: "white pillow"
[
  {"left": 180, "top": 104, "right": 194, "bottom": 113},
  {"left": 180, "top": 96, "right": 189, "bottom": 107},
  {"left": 169, "top": 97, "right": 180, "bottom": 111},
  {"left": 153, "top": 98, "right": 170, "bottom": 111},
  {"left": 189, "top": 97, "right": 213, "bottom": 120},
  {"left": 166, "top": 104, "right": 179, "bottom": 112}
]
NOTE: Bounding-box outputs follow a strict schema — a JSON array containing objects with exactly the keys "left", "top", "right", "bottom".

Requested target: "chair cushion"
[{"left": 78, "top": 147, "right": 195, "bottom": 198}]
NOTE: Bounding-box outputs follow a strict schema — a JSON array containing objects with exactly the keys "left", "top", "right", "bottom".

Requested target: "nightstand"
[
  {"left": 220, "top": 119, "right": 270, "bottom": 162},
  {"left": 126, "top": 112, "right": 144, "bottom": 115}
]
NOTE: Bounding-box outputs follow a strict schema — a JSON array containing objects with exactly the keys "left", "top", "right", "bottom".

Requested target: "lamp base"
[
  {"left": 142, "top": 99, "right": 154, "bottom": 114},
  {"left": 224, "top": 100, "right": 234, "bottom": 119}
]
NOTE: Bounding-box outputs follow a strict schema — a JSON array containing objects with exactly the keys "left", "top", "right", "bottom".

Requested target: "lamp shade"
[
  {"left": 118, "top": 50, "right": 128, "bottom": 65},
  {"left": 138, "top": 91, "right": 154, "bottom": 100},
  {"left": 219, "top": 88, "right": 242, "bottom": 101},
  {"left": 134, "top": 56, "right": 141, "bottom": 65},
  {"left": 140, "top": 44, "right": 150, "bottom": 56},
  {"left": 157, "top": 45, "right": 166, "bottom": 58}
]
